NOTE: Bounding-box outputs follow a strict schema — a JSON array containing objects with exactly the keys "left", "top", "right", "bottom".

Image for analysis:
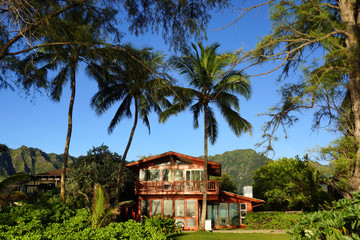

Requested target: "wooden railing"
[{"left": 134, "top": 180, "right": 219, "bottom": 195}]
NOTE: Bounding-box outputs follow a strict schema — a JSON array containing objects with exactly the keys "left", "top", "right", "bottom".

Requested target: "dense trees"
[
  {"left": 160, "top": 42, "right": 252, "bottom": 230},
  {"left": 252, "top": 156, "right": 330, "bottom": 211}
]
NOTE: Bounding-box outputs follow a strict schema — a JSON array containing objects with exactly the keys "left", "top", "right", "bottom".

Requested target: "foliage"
[
  {"left": 167, "top": 231, "right": 289, "bottom": 240},
  {"left": 319, "top": 134, "right": 358, "bottom": 198},
  {"left": 91, "top": 184, "right": 119, "bottom": 228},
  {"left": 207, "top": 149, "right": 270, "bottom": 193},
  {"left": 211, "top": 172, "right": 237, "bottom": 193},
  {"left": 288, "top": 192, "right": 360, "bottom": 239},
  {"left": 252, "top": 156, "right": 330, "bottom": 211},
  {"left": 144, "top": 216, "right": 182, "bottom": 235},
  {"left": 243, "top": 212, "right": 303, "bottom": 230},
  {"left": 67, "top": 145, "right": 136, "bottom": 202},
  {"left": 0, "top": 191, "right": 181, "bottom": 239}
]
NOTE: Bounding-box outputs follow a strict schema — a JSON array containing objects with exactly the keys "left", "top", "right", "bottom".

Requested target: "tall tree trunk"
[
  {"left": 60, "top": 63, "right": 76, "bottom": 201},
  {"left": 339, "top": 0, "right": 360, "bottom": 193},
  {"left": 198, "top": 105, "right": 208, "bottom": 231},
  {"left": 115, "top": 99, "right": 138, "bottom": 203}
]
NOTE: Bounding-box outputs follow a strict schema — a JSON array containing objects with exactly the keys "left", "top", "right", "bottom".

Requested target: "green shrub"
[
  {"left": 144, "top": 216, "right": 182, "bottom": 235},
  {"left": 243, "top": 211, "right": 303, "bottom": 229},
  {"left": 288, "top": 192, "right": 360, "bottom": 239}
]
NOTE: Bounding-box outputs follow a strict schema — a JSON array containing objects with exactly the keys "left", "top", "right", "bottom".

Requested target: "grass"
[{"left": 168, "top": 231, "right": 290, "bottom": 240}]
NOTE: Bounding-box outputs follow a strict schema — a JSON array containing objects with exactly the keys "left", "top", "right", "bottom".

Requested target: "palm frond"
[
  {"left": 108, "top": 95, "right": 132, "bottom": 134},
  {"left": 206, "top": 106, "right": 218, "bottom": 144}
]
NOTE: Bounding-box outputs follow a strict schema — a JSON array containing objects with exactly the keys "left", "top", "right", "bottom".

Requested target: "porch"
[{"left": 135, "top": 180, "right": 219, "bottom": 195}]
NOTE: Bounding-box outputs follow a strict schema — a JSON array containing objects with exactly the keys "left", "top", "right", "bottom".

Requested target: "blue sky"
[{"left": 0, "top": 2, "right": 338, "bottom": 163}]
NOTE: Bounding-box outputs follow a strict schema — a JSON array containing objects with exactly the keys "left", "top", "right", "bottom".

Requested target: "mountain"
[
  {"left": 206, "top": 149, "right": 271, "bottom": 193},
  {"left": 0, "top": 144, "right": 76, "bottom": 180}
]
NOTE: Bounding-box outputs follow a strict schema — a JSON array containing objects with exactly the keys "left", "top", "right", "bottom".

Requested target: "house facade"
[{"left": 126, "top": 151, "right": 265, "bottom": 230}]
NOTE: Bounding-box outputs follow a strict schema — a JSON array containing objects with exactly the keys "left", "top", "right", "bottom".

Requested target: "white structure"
[{"left": 243, "top": 186, "right": 253, "bottom": 198}]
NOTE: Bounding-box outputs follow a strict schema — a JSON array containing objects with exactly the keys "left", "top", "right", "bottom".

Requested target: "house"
[{"left": 125, "top": 151, "right": 265, "bottom": 230}]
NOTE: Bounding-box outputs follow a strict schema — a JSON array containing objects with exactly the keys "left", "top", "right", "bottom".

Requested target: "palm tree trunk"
[
  {"left": 115, "top": 99, "right": 139, "bottom": 203},
  {"left": 60, "top": 63, "right": 76, "bottom": 201},
  {"left": 198, "top": 105, "right": 208, "bottom": 231}
]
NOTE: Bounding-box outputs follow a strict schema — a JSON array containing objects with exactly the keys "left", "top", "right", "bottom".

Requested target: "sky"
[{"left": 0, "top": 2, "right": 339, "bottom": 163}]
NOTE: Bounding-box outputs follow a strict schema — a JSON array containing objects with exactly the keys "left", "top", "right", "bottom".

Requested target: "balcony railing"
[{"left": 134, "top": 180, "right": 219, "bottom": 195}]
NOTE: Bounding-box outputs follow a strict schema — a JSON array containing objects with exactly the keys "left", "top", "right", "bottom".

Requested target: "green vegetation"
[
  {"left": 168, "top": 231, "right": 289, "bottom": 240},
  {"left": 243, "top": 212, "right": 303, "bottom": 230},
  {"left": 211, "top": 172, "right": 237, "bottom": 193},
  {"left": 207, "top": 149, "right": 270, "bottom": 193},
  {"left": 289, "top": 192, "right": 360, "bottom": 239},
  {"left": 252, "top": 156, "right": 330, "bottom": 211},
  {"left": 0, "top": 191, "right": 179, "bottom": 239}
]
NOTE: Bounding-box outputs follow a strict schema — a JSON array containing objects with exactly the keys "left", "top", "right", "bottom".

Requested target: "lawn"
[{"left": 168, "top": 231, "right": 290, "bottom": 240}]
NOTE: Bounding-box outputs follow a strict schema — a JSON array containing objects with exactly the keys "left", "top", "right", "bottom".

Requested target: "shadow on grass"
[{"left": 167, "top": 233, "right": 191, "bottom": 239}]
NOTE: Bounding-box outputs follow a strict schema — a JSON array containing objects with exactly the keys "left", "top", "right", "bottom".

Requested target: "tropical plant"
[
  {"left": 252, "top": 156, "right": 330, "bottom": 211},
  {"left": 160, "top": 42, "right": 252, "bottom": 230},
  {"left": 90, "top": 45, "right": 171, "bottom": 203},
  {"left": 211, "top": 172, "right": 237, "bottom": 193},
  {"left": 18, "top": 7, "right": 118, "bottom": 201}
]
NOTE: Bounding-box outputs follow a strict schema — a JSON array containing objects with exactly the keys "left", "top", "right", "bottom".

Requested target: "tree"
[
  {"left": 160, "top": 42, "right": 252, "bottom": 230},
  {"left": 90, "top": 46, "right": 170, "bottom": 203},
  {"left": 1, "top": 0, "right": 230, "bottom": 91},
  {"left": 18, "top": 6, "right": 117, "bottom": 201},
  {"left": 219, "top": 0, "right": 360, "bottom": 195},
  {"left": 211, "top": 172, "right": 237, "bottom": 193},
  {"left": 67, "top": 145, "right": 136, "bottom": 202},
  {"left": 252, "top": 156, "right": 329, "bottom": 211}
]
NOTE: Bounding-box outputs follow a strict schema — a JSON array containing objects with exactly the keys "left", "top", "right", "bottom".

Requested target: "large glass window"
[
  {"left": 164, "top": 200, "right": 173, "bottom": 217},
  {"left": 174, "top": 169, "right": 183, "bottom": 181},
  {"left": 141, "top": 200, "right": 150, "bottom": 217},
  {"left": 152, "top": 200, "right": 161, "bottom": 217},
  {"left": 186, "top": 200, "right": 196, "bottom": 217},
  {"left": 240, "top": 203, "right": 247, "bottom": 224},
  {"left": 229, "top": 203, "right": 240, "bottom": 226},
  {"left": 207, "top": 204, "right": 218, "bottom": 226},
  {"left": 185, "top": 170, "right": 204, "bottom": 181},
  {"left": 219, "top": 203, "right": 229, "bottom": 226},
  {"left": 140, "top": 169, "right": 160, "bottom": 181},
  {"left": 175, "top": 200, "right": 184, "bottom": 217},
  {"left": 162, "top": 169, "right": 172, "bottom": 181}
]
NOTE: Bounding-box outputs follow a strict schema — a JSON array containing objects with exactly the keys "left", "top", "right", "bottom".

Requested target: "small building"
[{"left": 126, "top": 151, "right": 265, "bottom": 230}]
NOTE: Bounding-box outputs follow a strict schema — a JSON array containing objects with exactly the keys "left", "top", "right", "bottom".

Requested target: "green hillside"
[
  {"left": 0, "top": 144, "right": 76, "bottom": 180},
  {"left": 206, "top": 149, "right": 271, "bottom": 193}
]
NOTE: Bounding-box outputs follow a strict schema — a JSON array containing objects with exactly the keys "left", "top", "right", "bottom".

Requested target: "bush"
[
  {"left": 144, "top": 216, "right": 182, "bottom": 235},
  {"left": 243, "top": 212, "right": 303, "bottom": 230},
  {"left": 288, "top": 192, "right": 360, "bottom": 239}
]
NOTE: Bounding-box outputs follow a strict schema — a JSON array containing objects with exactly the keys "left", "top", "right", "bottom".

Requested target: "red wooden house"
[{"left": 126, "top": 151, "right": 265, "bottom": 230}]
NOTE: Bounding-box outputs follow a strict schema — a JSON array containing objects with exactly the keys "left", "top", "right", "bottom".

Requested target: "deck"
[{"left": 134, "top": 180, "right": 219, "bottom": 195}]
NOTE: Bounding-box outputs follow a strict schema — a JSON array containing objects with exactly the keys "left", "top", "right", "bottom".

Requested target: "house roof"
[
  {"left": 126, "top": 151, "right": 221, "bottom": 176},
  {"left": 35, "top": 168, "right": 68, "bottom": 176},
  {"left": 219, "top": 191, "right": 265, "bottom": 207}
]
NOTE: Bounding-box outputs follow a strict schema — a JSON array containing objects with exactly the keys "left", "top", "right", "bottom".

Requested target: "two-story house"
[{"left": 126, "top": 151, "right": 265, "bottom": 230}]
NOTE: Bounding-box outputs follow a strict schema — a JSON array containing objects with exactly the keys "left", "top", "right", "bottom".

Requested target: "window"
[
  {"left": 164, "top": 200, "right": 173, "bottom": 217},
  {"left": 140, "top": 169, "right": 160, "bottom": 181},
  {"left": 240, "top": 203, "right": 247, "bottom": 224},
  {"left": 219, "top": 203, "right": 229, "bottom": 226},
  {"left": 185, "top": 170, "right": 204, "bottom": 181},
  {"left": 186, "top": 219, "right": 196, "bottom": 228},
  {"left": 152, "top": 200, "right": 161, "bottom": 217},
  {"left": 175, "top": 200, "right": 184, "bottom": 217},
  {"left": 186, "top": 200, "right": 196, "bottom": 217},
  {"left": 175, "top": 159, "right": 191, "bottom": 165},
  {"left": 207, "top": 204, "right": 218, "bottom": 226},
  {"left": 229, "top": 203, "right": 240, "bottom": 226},
  {"left": 154, "top": 160, "right": 171, "bottom": 166},
  {"left": 141, "top": 200, "right": 150, "bottom": 217},
  {"left": 174, "top": 169, "right": 183, "bottom": 181},
  {"left": 162, "top": 169, "right": 172, "bottom": 181}
]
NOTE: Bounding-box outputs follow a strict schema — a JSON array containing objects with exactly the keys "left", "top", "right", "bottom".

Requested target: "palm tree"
[
  {"left": 90, "top": 46, "right": 170, "bottom": 203},
  {"left": 160, "top": 42, "right": 252, "bottom": 230},
  {"left": 18, "top": 7, "right": 117, "bottom": 201}
]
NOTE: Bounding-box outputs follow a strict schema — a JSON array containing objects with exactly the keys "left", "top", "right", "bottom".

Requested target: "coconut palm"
[
  {"left": 90, "top": 46, "right": 171, "bottom": 203},
  {"left": 160, "top": 42, "right": 252, "bottom": 230},
  {"left": 18, "top": 7, "right": 117, "bottom": 201}
]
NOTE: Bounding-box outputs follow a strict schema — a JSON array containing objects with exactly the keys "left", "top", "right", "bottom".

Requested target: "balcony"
[{"left": 135, "top": 180, "right": 219, "bottom": 195}]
